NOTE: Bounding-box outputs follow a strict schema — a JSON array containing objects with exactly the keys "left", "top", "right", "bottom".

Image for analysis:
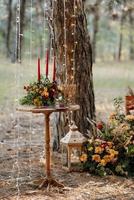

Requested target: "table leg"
[
  {"left": 45, "top": 113, "right": 51, "bottom": 179},
  {"left": 38, "top": 113, "right": 64, "bottom": 189}
]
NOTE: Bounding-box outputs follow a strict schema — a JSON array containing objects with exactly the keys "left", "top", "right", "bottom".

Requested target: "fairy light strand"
[
  {"left": 63, "top": 0, "right": 67, "bottom": 84},
  {"left": 28, "top": 0, "right": 33, "bottom": 180},
  {"left": 44, "top": 0, "right": 47, "bottom": 54},
  {"left": 72, "top": 0, "right": 77, "bottom": 83},
  {"left": 15, "top": 0, "right": 21, "bottom": 198},
  {"left": 50, "top": 0, "right": 55, "bottom": 80}
]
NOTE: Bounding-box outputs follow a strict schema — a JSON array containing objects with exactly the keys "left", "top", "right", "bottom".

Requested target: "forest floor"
[
  {"left": 0, "top": 112, "right": 134, "bottom": 200},
  {"left": 0, "top": 58, "right": 134, "bottom": 200}
]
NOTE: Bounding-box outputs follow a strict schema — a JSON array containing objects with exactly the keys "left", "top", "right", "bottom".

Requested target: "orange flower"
[
  {"left": 95, "top": 146, "right": 104, "bottom": 154},
  {"left": 110, "top": 153, "right": 115, "bottom": 159},
  {"left": 103, "top": 155, "right": 112, "bottom": 163},
  {"left": 41, "top": 90, "right": 49, "bottom": 98},
  {"left": 107, "top": 142, "right": 113, "bottom": 149},
  {"left": 100, "top": 159, "right": 107, "bottom": 166},
  {"left": 80, "top": 154, "right": 87, "bottom": 162},
  {"left": 92, "top": 154, "right": 101, "bottom": 162}
]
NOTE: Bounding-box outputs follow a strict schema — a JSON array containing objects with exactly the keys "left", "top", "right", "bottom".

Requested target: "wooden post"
[
  {"left": 45, "top": 113, "right": 51, "bottom": 179},
  {"left": 68, "top": 146, "right": 71, "bottom": 171}
]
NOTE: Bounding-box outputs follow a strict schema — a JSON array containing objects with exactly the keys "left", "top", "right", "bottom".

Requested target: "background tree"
[
  {"left": 6, "top": 0, "right": 13, "bottom": 57},
  {"left": 117, "top": 1, "right": 127, "bottom": 61},
  {"left": 128, "top": 7, "right": 134, "bottom": 60},
  {"left": 86, "top": 0, "right": 102, "bottom": 63}
]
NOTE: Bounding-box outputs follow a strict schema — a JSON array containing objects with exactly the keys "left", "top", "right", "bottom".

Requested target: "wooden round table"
[{"left": 17, "top": 105, "right": 80, "bottom": 188}]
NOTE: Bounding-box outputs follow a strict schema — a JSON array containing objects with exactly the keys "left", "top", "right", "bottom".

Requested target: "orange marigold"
[
  {"left": 80, "top": 154, "right": 88, "bottom": 162},
  {"left": 100, "top": 159, "right": 107, "bottom": 166},
  {"left": 95, "top": 146, "right": 104, "bottom": 154},
  {"left": 92, "top": 154, "right": 101, "bottom": 162}
]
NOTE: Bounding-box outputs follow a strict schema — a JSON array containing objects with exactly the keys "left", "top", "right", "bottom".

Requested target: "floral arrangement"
[
  {"left": 20, "top": 76, "right": 64, "bottom": 107},
  {"left": 80, "top": 139, "right": 118, "bottom": 176},
  {"left": 80, "top": 97, "right": 134, "bottom": 177}
]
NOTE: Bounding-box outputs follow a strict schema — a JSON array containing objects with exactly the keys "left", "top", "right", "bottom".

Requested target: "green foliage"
[{"left": 113, "top": 97, "right": 123, "bottom": 111}]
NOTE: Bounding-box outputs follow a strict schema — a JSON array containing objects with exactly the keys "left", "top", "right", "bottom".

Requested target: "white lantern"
[{"left": 60, "top": 122, "right": 87, "bottom": 171}]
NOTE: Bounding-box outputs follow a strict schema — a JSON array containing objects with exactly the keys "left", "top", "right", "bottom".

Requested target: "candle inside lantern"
[
  {"left": 46, "top": 50, "right": 49, "bottom": 78},
  {"left": 38, "top": 58, "right": 41, "bottom": 81},
  {"left": 53, "top": 56, "right": 56, "bottom": 81}
]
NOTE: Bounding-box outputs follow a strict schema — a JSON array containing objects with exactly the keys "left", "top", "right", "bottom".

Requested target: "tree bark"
[
  {"left": 6, "top": 0, "right": 13, "bottom": 57},
  {"left": 49, "top": 0, "right": 95, "bottom": 136}
]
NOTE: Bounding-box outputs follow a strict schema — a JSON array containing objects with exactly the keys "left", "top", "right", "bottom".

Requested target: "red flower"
[{"left": 97, "top": 122, "right": 103, "bottom": 130}]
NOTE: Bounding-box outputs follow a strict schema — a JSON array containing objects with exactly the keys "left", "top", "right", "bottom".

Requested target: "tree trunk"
[
  {"left": 129, "top": 9, "right": 134, "bottom": 60},
  {"left": 6, "top": 0, "right": 13, "bottom": 57},
  {"left": 49, "top": 0, "right": 95, "bottom": 137},
  {"left": 92, "top": 0, "right": 101, "bottom": 63},
  {"left": 118, "top": 13, "right": 124, "bottom": 61}
]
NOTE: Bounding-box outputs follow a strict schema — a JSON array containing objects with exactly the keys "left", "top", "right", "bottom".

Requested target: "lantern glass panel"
[
  {"left": 61, "top": 145, "right": 68, "bottom": 167},
  {"left": 70, "top": 147, "right": 83, "bottom": 171}
]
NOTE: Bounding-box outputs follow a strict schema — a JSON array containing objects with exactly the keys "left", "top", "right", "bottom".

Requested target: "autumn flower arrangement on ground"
[
  {"left": 81, "top": 139, "right": 118, "bottom": 176},
  {"left": 80, "top": 97, "right": 134, "bottom": 177},
  {"left": 20, "top": 77, "right": 64, "bottom": 107}
]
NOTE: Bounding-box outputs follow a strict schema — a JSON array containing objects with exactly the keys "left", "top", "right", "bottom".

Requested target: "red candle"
[
  {"left": 46, "top": 50, "right": 49, "bottom": 77},
  {"left": 53, "top": 56, "right": 56, "bottom": 81},
  {"left": 38, "top": 58, "right": 41, "bottom": 81}
]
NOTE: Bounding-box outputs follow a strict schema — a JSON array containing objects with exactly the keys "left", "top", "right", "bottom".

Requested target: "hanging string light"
[
  {"left": 44, "top": 0, "right": 48, "bottom": 55},
  {"left": 28, "top": 0, "right": 33, "bottom": 181},
  {"left": 15, "top": 0, "right": 21, "bottom": 198},
  {"left": 72, "top": 0, "right": 77, "bottom": 83},
  {"left": 48, "top": 1, "right": 53, "bottom": 80},
  {"left": 63, "top": 0, "right": 67, "bottom": 84}
]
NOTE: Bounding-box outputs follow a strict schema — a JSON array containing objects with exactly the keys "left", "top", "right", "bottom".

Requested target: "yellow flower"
[
  {"left": 109, "top": 149, "right": 118, "bottom": 156},
  {"left": 44, "top": 87, "right": 48, "bottom": 92},
  {"left": 109, "top": 153, "right": 115, "bottom": 160},
  {"left": 107, "top": 142, "right": 113, "bottom": 148},
  {"left": 100, "top": 159, "right": 107, "bottom": 166},
  {"left": 114, "top": 150, "right": 118, "bottom": 156},
  {"left": 88, "top": 146, "right": 93, "bottom": 151},
  {"left": 33, "top": 98, "right": 41, "bottom": 106},
  {"left": 41, "top": 90, "right": 49, "bottom": 98},
  {"left": 80, "top": 154, "right": 87, "bottom": 162},
  {"left": 109, "top": 149, "right": 115, "bottom": 154},
  {"left": 109, "top": 112, "right": 116, "bottom": 120},
  {"left": 125, "top": 115, "right": 134, "bottom": 121},
  {"left": 95, "top": 146, "right": 104, "bottom": 154},
  {"left": 103, "top": 155, "right": 112, "bottom": 163},
  {"left": 92, "top": 154, "right": 101, "bottom": 162}
]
